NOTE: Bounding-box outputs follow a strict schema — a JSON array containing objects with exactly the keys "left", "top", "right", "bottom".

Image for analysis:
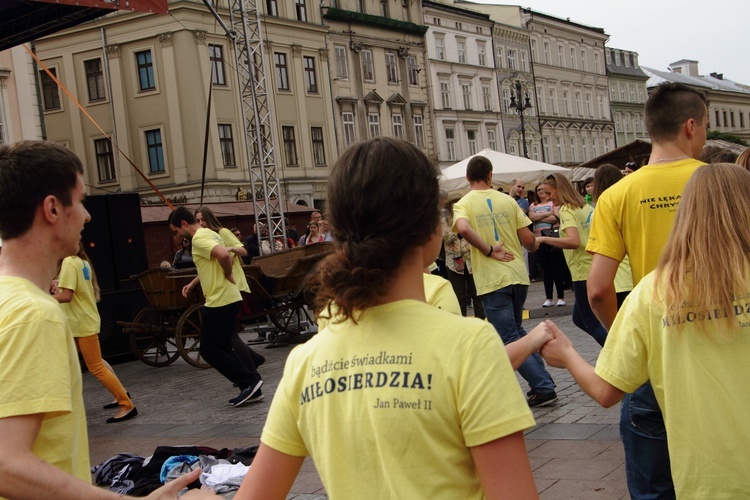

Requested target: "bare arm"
[
  {"left": 210, "top": 245, "right": 235, "bottom": 282},
  {"left": 470, "top": 432, "right": 538, "bottom": 499},
  {"left": 536, "top": 226, "right": 580, "bottom": 250},
  {"left": 235, "top": 444, "right": 305, "bottom": 500},
  {"left": 540, "top": 323, "right": 624, "bottom": 408},
  {"left": 505, "top": 321, "right": 554, "bottom": 370},
  {"left": 53, "top": 287, "right": 74, "bottom": 303},
  {"left": 229, "top": 245, "right": 248, "bottom": 258},
  {"left": 528, "top": 209, "right": 557, "bottom": 223},
  {"left": 587, "top": 254, "right": 620, "bottom": 330},
  {"left": 455, "top": 218, "right": 514, "bottom": 262},
  {"left": 182, "top": 276, "right": 200, "bottom": 298},
  {"left": 0, "top": 414, "right": 210, "bottom": 499},
  {"left": 517, "top": 226, "right": 539, "bottom": 253}
]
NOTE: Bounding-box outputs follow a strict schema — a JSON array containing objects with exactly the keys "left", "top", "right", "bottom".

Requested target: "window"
[
  {"left": 145, "top": 129, "right": 165, "bottom": 174},
  {"left": 295, "top": 0, "right": 307, "bottom": 22},
  {"left": 208, "top": 45, "right": 226, "bottom": 86},
  {"left": 580, "top": 49, "right": 587, "bottom": 71},
  {"left": 94, "top": 138, "right": 115, "bottom": 181},
  {"left": 274, "top": 52, "right": 289, "bottom": 91},
  {"left": 598, "top": 95, "right": 605, "bottom": 119},
  {"left": 40, "top": 68, "right": 61, "bottom": 110},
  {"left": 136, "top": 50, "right": 155, "bottom": 91},
  {"left": 530, "top": 39, "right": 538, "bottom": 62},
  {"left": 575, "top": 92, "right": 582, "bottom": 116},
  {"left": 496, "top": 46, "right": 504, "bottom": 68},
  {"left": 625, "top": 114, "right": 631, "bottom": 132},
  {"left": 536, "top": 85, "right": 545, "bottom": 113},
  {"left": 334, "top": 46, "right": 349, "bottom": 79},
  {"left": 434, "top": 17, "right": 441, "bottom": 26},
  {"left": 570, "top": 137, "right": 577, "bottom": 162},
  {"left": 218, "top": 124, "right": 236, "bottom": 166},
  {"left": 457, "top": 40, "right": 466, "bottom": 64},
  {"left": 477, "top": 43, "right": 486, "bottom": 66},
  {"left": 503, "top": 88, "right": 510, "bottom": 111},
  {"left": 303, "top": 56, "right": 318, "bottom": 93},
  {"left": 543, "top": 136, "right": 550, "bottom": 161},
  {"left": 85, "top": 59, "right": 106, "bottom": 101},
  {"left": 570, "top": 47, "right": 576, "bottom": 69},
  {"left": 615, "top": 112, "right": 622, "bottom": 132},
  {"left": 638, "top": 86, "right": 645, "bottom": 103},
  {"left": 549, "top": 89, "right": 557, "bottom": 115},
  {"left": 311, "top": 127, "right": 326, "bottom": 165},
  {"left": 343, "top": 112, "right": 356, "bottom": 146},
  {"left": 543, "top": 42, "right": 550, "bottom": 65},
  {"left": 586, "top": 93, "right": 593, "bottom": 117},
  {"left": 357, "top": 0, "right": 364, "bottom": 12},
  {"left": 462, "top": 83, "right": 472, "bottom": 110},
  {"left": 413, "top": 115, "right": 425, "bottom": 148},
  {"left": 620, "top": 83, "right": 626, "bottom": 101},
  {"left": 506, "top": 49, "right": 516, "bottom": 70},
  {"left": 385, "top": 52, "right": 398, "bottom": 83},
  {"left": 624, "top": 53, "right": 630, "bottom": 68},
  {"left": 593, "top": 137, "right": 599, "bottom": 157},
  {"left": 440, "top": 82, "right": 450, "bottom": 108},
  {"left": 610, "top": 84, "right": 617, "bottom": 101},
  {"left": 282, "top": 126, "right": 298, "bottom": 165},
  {"left": 563, "top": 90, "right": 570, "bottom": 116},
  {"left": 723, "top": 110, "right": 728, "bottom": 127},
  {"left": 715, "top": 110, "right": 721, "bottom": 127},
  {"left": 487, "top": 128, "right": 496, "bottom": 151},
  {"left": 380, "top": 0, "right": 388, "bottom": 16},
  {"left": 604, "top": 137, "right": 611, "bottom": 152},
  {"left": 741, "top": 113, "right": 745, "bottom": 129},
  {"left": 266, "top": 0, "right": 278, "bottom": 16},
  {"left": 581, "top": 138, "right": 588, "bottom": 161},
  {"left": 467, "top": 130, "right": 477, "bottom": 155},
  {"left": 392, "top": 113, "right": 403, "bottom": 138},
  {"left": 557, "top": 45, "right": 564, "bottom": 67},
  {"left": 446, "top": 128, "right": 455, "bottom": 160},
  {"left": 483, "top": 85, "right": 492, "bottom": 111},
  {"left": 406, "top": 56, "right": 418, "bottom": 85},
  {"left": 532, "top": 144, "right": 540, "bottom": 161},
  {"left": 361, "top": 50, "right": 374, "bottom": 82},
  {"left": 368, "top": 113, "right": 381, "bottom": 138},
  {"left": 629, "top": 85, "right": 635, "bottom": 102},
  {"left": 476, "top": 26, "right": 482, "bottom": 34},
  {"left": 520, "top": 51, "right": 528, "bottom": 72},
  {"left": 435, "top": 37, "right": 445, "bottom": 61},
  {"left": 594, "top": 52, "right": 600, "bottom": 73},
  {"left": 606, "top": 50, "right": 611, "bottom": 65},
  {"left": 555, "top": 136, "right": 563, "bottom": 163},
  {"left": 634, "top": 113, "right": 641, "bottom": 133},
  {"left": 455, "top": 21, "right": 462, "bottom": 30}
]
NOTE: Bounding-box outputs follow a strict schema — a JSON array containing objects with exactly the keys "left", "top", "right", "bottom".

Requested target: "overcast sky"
[{"left": 468, "top": 0, "right": 749, "bottom": 85}]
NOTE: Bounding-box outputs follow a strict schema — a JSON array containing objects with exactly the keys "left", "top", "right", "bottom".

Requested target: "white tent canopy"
[{"left": 440, "top": 149, "right": 572, "bottom": 192}]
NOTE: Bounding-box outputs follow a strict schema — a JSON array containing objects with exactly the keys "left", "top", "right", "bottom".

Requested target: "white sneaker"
[
  {"left": 542, "top": 299, "right": 554, "bottom": 307},
  {"left": 556, "top": 299, "right": 566, "bottom": 306}
]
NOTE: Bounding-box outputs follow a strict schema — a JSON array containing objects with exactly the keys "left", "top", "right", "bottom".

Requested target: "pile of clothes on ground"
[{"left": 92, "top": 445, "right": 258, "bottom": 497}]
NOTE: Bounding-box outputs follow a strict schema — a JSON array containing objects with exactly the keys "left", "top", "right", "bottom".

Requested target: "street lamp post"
[{"left": 509, "top": 80, "right": 533, "bottom": 158}]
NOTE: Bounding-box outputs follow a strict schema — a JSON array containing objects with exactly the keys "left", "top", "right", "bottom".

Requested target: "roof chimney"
[
  {"left": 668, "top": 59, "right": 700, "bottom": 76},
  {"left": 709, "top": 72, "right": 724, "bottom": 80}
]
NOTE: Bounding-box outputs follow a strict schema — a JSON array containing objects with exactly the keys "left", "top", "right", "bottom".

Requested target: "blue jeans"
[
  {"left": 481, "top": 284, "right": 555, "bottom": 394},
  {"left": 572, "top": 281, "right": 608, "bottom": 347},
  {"left": 620, "top": 382, "right": 675, "bottom": 499}
]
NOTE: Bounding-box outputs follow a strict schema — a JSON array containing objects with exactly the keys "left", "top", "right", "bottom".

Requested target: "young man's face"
[
  {"left": 60, "top": 174, "right": 90, "bottom": 256},
  {"left": 169, "top": 221, "right": 189, "bottom": 241},
  {"left": 514, "top": 182, "right": 526, "bottom": 198}
]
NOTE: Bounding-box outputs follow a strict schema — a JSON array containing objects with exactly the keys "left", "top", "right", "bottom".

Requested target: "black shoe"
[
  {"left": 103, "top": 392, "right": 131, "bottom": 410},
  {"left": 106, "top": 407, "right": 138, "bottom": 424},
  {"left": 229, "top": 380, "right": 263, "bottom": 407},
  {"left": 527, "top": 391, "right": 558, "bottom": 408}
]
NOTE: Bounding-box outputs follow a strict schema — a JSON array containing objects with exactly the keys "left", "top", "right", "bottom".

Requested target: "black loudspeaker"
[{"left": 81, "top": 193, "right": 148, "bottom": 360}]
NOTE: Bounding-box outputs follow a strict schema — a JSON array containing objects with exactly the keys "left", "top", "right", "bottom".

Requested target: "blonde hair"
[
  {"left": 542, "top": 173, "right": 584, "bottom": 209},
  {"left": 735, "top": 148, "right": 750, "bottom": 171},
  {"left": 654, "top": 163, "right": 750, "bottom": 331}
]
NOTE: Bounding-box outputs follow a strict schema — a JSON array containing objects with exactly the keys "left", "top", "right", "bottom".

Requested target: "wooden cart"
[{"left": 119, "top": 242, "right": 332, "bottom": 368}]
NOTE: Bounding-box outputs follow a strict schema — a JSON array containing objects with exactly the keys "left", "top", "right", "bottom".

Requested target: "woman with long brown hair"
[
  {"left": 537, "top": 173, "right": 607, "bottom": 346},
  {"left": 236, "top": 137, "right": 541, "bottom": 499},
  {"left": 541, "top": 163, "right": 750, "bottom": 497}
]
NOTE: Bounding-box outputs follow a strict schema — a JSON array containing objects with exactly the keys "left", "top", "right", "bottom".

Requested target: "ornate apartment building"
[
  {"left": 422, "top": 0, "right": 501, "bottom": 170},
  {"left": 34, "top": 0, "right": 336, "bottom": 207},
  {"left": 644, "top": 59, "right": 750, "bottom": 143},
  {"left": 0, "top": 46, "right": 43, "bottom": 144},
  {"left": 323, "top": 1, "right": 433, "bottom": 160},
  {"left": 519, "top": 8, "right": 614, "bottom": 166},
  {"left": 606, "top": 47, "right": 649, "bottom": 147}
]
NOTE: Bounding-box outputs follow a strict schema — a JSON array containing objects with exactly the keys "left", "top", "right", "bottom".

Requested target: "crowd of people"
[{"left": 2, "top": 80, "right": 750, "bottom": 498}]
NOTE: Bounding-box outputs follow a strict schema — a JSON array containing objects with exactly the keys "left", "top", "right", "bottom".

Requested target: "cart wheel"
[
  {"left": 176, "top": 303, "right": 210, "bottom": 369},
  {"left": 268, "top": 299, "right": 315, "bottom": 335},
  {"left": 129, "top": 307, "right": 180, "bottom": 367}
]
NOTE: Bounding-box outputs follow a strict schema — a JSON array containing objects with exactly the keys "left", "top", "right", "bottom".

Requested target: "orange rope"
[{"left": 24, "top": 44, "right": 174, "bottom": 210}]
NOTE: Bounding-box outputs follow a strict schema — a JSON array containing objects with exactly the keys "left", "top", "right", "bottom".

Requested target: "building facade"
[
  {"left": 423, "top": 0, "right": 502, "bottom": 170},
  {"left": 34, "top": 0, "right": 336, "bottom": 207},
  {"left": 322, "top": 1, "right": 433, "bottom": 161},
  {"left": 644, "top": 59, "right": 750, "bottom": 143},
  {"left": 0, "top": 46, "right": 44, "bottom": 144},
  {"left": 606, "top": 47, "right": 649, "bottom": 147}
]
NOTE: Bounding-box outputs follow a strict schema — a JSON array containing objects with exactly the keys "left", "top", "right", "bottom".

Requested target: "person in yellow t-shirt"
[
  {"left": 55, "top": 243, "right": 136, "bottom": 424},
  {"left": 236, "top": 137, "right": 547, "bottom": 500},
  {"left": 168, "top": 207, "right": 263, "bottom": 407},
  {"left": 0, "top": 141, "right": 206, "bottom": 499},
  {"left": 541, "top": 163, "right": 750, "bottom": 499},
  {"left": 422, "top": 271, "right": 461, "bottom": 315},
  {"left": 452, "top": 155, "right": 557, "bottom": 408},
  {"left": 537, "top": 173, "right": 607, "bottom": 347},
  {"left": 584, "top": 82, "right": 710, "bottom": 499}
]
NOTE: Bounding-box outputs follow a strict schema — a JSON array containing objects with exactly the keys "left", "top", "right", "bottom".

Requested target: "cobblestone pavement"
[{"left": 85, "top": 281, "right": 627, "bottom": 499}]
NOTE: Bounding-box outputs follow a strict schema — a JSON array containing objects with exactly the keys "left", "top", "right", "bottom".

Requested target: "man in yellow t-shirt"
[
  {"left": 168, "top": 206, "right": 263, "bottom": 407},
  {"left": 0, "top": 141, "right": 201, "bottom": 498},
  {"left": 586, "top": 82, "right": 709, "bottom": 499},
  {"left": 452, "top": 155, "right": 556, "bottom": 407}
]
